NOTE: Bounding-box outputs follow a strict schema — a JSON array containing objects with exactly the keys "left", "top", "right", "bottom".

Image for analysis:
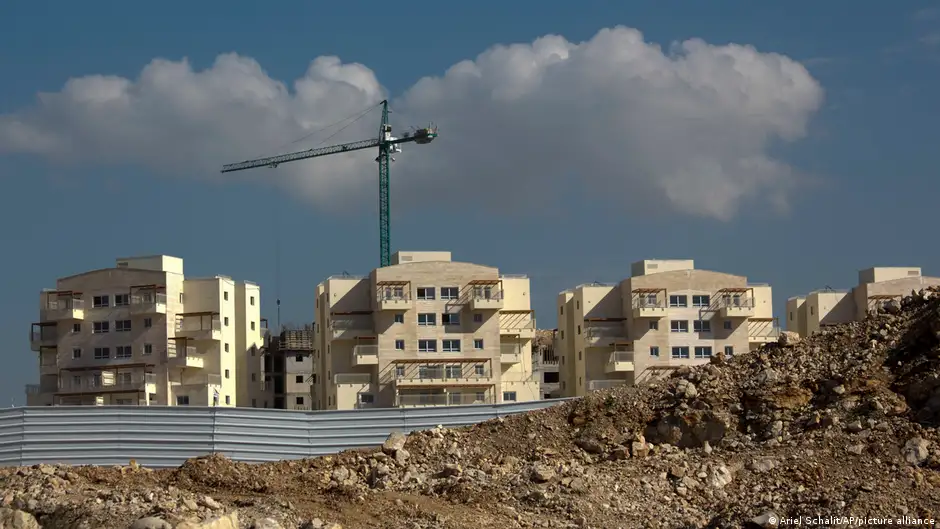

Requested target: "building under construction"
[{"left": 262, "top": 326, "right": 315, "bottom": 410}]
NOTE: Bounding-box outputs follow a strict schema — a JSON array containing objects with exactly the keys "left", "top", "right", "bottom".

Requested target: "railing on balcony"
[
  {"left": 397, "top": 366, "right": 492, "bottom": 383},
  {"left": 43, "top": 298, "right": 85, "bottom": 311},
  {"left": 171, "top": 373, "right": 221, "bottom": 387},
  {"left": 717, "top": 296, "right": 754, "bottom": 308},
  {"left": 58, "top": 373, "right": 155, "bottom": 393},
  {"left": 587, "top": 379, "right": 628, "bottom": 391},
  {"left": 608, "top": 351, "right": 635, "bottom": 363},
  {"left": 471, "top": 288, "right": 503, "bottom": 301},
  {"left": 376, "top": 287, "right": 410, "bottom": 303},
  {"left": 25, "top": 384, "right": 40, "bottom": 395},
  {"left": 632, "top": 298, "right": 666, "bottom": 309},
  {"left": 396, "top": 393, "right": 494, "bottom": 406},
  {"left": 177, "top": 318, "right": 222, "bottom": 333},
  {"left": 30, "top": 326, "right": 58, "bottom": 343},
  {"left": 749, "top": 326, "right": 781, "bottom": 340},
  {"left": 353, "top": 344, "right": 378, "bottom": 361},
  {"left": 334, "top": 373, "right": 373, "bottom": 385},
  {"left": 331, "top": 318, "right": 372, "bottom": 331},
  {"left": 166, "top": 344, "right": 198, "bottom": 359},
  {"left": 130, "top": 292, "right": 167, "bottom": 309}
]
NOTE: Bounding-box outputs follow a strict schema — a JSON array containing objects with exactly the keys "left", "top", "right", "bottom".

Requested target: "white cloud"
[{"left": 0, "top": 26, "right": 823, "bottom": 220}]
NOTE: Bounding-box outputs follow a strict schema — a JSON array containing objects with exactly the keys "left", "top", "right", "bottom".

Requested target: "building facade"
[
  {"left": 786, "top": 266, "right": 940, "bottom": 337},
  {"left": 26, "top": 255, "right": 265, "bottom": 407},
  {"left": 312, "top": 251, "right": 540, "bottom": 410},
  {"left": 532, "top": 329, "right": 560, "bottom": 399},
  {"left": 555, "top": 259, "right": 778, "bottom": 398},
  {"left": 258, "top": 328, "right": 315, "bottom": 410}
]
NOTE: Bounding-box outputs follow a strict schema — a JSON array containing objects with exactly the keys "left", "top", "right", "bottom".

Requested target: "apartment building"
[
  {"left": 26, "top": 255, "right": 265, "bottom": 407},
  {"left": 257, "top": 328, "right": 315, "bottom": 410},
  {"left": 787, "top": 266, "right": 940, "bottom": 337},
  {"left": 312, "top": 251, "right": 540, "bottom": 410},
  {"left": 556, "top": 259, "right": 777, "bottom": 398},
  {"left": 532, "top": 329, "right": 560, "bottom": 399}
]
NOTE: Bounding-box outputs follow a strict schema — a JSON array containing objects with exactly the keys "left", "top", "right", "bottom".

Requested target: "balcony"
[
  {"left": 588, "top": 379, "right": 629, "bottom": 391},
  {"left": 171, "top": 373, "right": 222, "bottom": 388},
  {"left": 605, "top": 351, "right": 635, "bottom": 373},
  {"left": 352, "top": 344, "right": 379, "bottom": 366},
  {"left": 469, "top": 287, "right": 503, "bottom": 311},
  {"left": 40, "top": 297, "right": 85, "bottom": 322},
  {"left": 394, "top": 366, "right": 494, "bottom": 387},
  {"left": 499, "top": 311, "right": 536, "bottom": 339},
  {"left": 748, "top": 318, "right": 781, "bottom": 344},
  {"left": 331, "top": 318, "right": 373, "bottom": 340},
  {"left": 130, "top": 293, "right": 167, "bottom": 315},
  {"left": 30, "top": 323, "right": 58, "bottom": 352},
  {"left": 395, "top": 393, "right": 494, "bottom": 407},
  {"left": 500, "top": 343, "right": 523, "bottom": 364},
  {"left": 632, "top": 297, "right": 667, "bottom": 319},
  {"left": 25, "top": 384, "right": 40, "bottom": 395},
  {"left": 175, "top": 314, "right": 222, "bottom": 341},
  {"left": 165, "top": 344, "right": 204, "bottom": 369},
  {"left": 334, "top": 373, "right": 373, "bottom": 385},
  {"left": 376, "top": 281, "right": 413, "bottom": 311},
  {"left": 718, "top": 295, "right": 755, "bottom": 319},
  {"left": 584, "top": 322, "right": 627, "bottom": 346},
  {"left": 58, "top": 373, "right": 156, "bottom": 394}
]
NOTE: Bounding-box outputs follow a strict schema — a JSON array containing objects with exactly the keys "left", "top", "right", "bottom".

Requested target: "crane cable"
[{"left": 251, "top": 102, "right": 383, "bottom": 161}]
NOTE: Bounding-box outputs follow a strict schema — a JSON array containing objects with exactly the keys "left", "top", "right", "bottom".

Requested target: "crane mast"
[{"left": 220, "top": 100, "right": 438, "bottom": 267}]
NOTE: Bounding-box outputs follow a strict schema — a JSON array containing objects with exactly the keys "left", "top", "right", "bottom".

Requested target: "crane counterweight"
[{"left": 219, "top": 100, "right": 438, "bottom": 268}]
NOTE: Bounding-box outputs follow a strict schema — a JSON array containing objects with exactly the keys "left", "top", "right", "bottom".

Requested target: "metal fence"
[{"left": 0, "top": 398, "right": 572, "bottom": 468}]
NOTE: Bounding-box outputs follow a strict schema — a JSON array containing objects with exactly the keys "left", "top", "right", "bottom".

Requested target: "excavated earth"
[{"left": 6, "top": 289, "right": 940, "bottom": 528}]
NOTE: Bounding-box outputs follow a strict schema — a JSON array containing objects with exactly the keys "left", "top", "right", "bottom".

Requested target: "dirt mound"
[{"left": 5, "top": 288, "right": 940, "bottom": 528}]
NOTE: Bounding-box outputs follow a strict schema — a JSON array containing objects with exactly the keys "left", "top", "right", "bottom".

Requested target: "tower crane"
[{"left": 220, "top": 100, "right": 438, "bottom": 268}]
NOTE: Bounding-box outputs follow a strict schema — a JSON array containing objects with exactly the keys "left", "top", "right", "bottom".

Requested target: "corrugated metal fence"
[{"left": 0, "top": 399, "right": 572, "bottom": 468}]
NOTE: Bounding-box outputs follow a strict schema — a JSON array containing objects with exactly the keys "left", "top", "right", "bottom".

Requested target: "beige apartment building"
[
  {"left": 312, "top": 251, "right": 540, "bottom": 410},
  {"left": 258, "top": 328, "right": 315, "bottom": 410},
  {"left": 26, "top": 255, "right": 266, "bottom": 407},
  {"left": 556, "top": 259, "right": 778, "bottom": 397},
  {"left": 787, "top": 266, "right": 940, "bottom": 337}
]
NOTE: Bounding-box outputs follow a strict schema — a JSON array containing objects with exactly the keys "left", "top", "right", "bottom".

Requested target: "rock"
[
  {"left": 250, "top": 518, "right": 285, "bottom": 529},
  {"left": 0, "top": 508, "right": 41, "bottom": 529},
  {"left": 777, "top": 331, "right": 801, "bottom": 346},
  {"left": 128, "top": 518, "right": 173, "bottom": 529},
  {"left": 528, "top": 463, "right": 555, "bottom": 483},
  {"left": 752, "top": 511, "right": 780, "bottom": 528},
  {"left": 175, "top": 512, "right": 238, "bottom": 529},
  {"left": 904, "top": 437, "right": 930, "bottom": 466},
  {"left": 574, "top": 436, "right": 605, "bottom": 454},
  {"left": 382, "top": 431, "right": 407, "bottom": 454}
]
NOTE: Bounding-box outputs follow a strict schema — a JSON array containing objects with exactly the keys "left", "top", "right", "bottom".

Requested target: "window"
[
  {"left": 144, "top": 344, "right": 153, "bottom": 355},
  {"left": 252, "top": 398, "right": 257, "bottom": 407},
  {"left": 440, "top": 287, "right": 459, "bottom": 300},
  {"left": 179, "top": 293, "right": 184, "bottom": 303},
  {"left": 115, "top": 346, "right": 132, "bottom": 359},
  {"left": 474, "top": 339, "right": 484, "bottom": 349},
  {"left": 359, "top": 394, "right": 375, "bottom": 404},
  {"left": 224, "top": 317, "right": 229, "bottom": 326},
  {"left": 671, "top": 346, "right": 690, "bottom": 359},
  {"left": 295, "top": 354, "right": 303, "bottom": 362},
  {"left": 296, "top": 375, "right": 304, "bottom": 383},
  {"left": 93, "top": 321, "right": 109, "bottom": 334},
  {"left": 418, "top": 313, "right": 436, "bottom": 326},
  {"left": 296, "top": 396, "right": 304, "bottom": 405},
  {"left": 115, "top": 320, "right": 131, "bottom": 332},
  {"left": 144, "top": 318, "right": 152, "bottom": 328},
  {"left": 474, "top": 364, "right": 485, "bottom": 376},
  {"left": 418, "top": 339, "right": 437, "bottom": 352},
  {"left": 224, "top": 291, "right": 229, "bottom": 301},
  {"left": 225, "top": 343, "right": 230, "bottom": 352},
  {"left": 694, "top": 346, "right": 713, "bottom": 359},
  {"left": 692, "top": 295, "right": 710, "bottom": 307},
  {"left": 724, "top": 320, "right": 732, "bottom": 330},
  {"left": 395, "top": 339, "right": 405, "bottom": 350},
  {"left": 225, "top": 395, "right": 231, "bottom": 405},
  {"left": 395, "top": 366, "right": 405, "bottom": 377},
  {"left": 72, "top": 348, "right": 81, "bottom": 359},
  {"left": 442, "top": 313, "right": 460, "bottom": 325},
  {"left": 649, "top": 321, "right": 659, "bottom": 331},
  {"left": 250, "top": 296, "right": 255, "bottom": 306},
  {"left": 560, "top": 330, "right": 564, "bottom": 339},
  {"left": 72, "top": 323, "right": 81, "bottom": 333},
  {"left": 224, "top": 369, "right": 230, "bottom": 379},
  {"left": 577, "top": 325, "right": 581, "bottom": 335},
  {"left": 252, "top": 373, "right": 257, "bottom": 382},
  {"left": 544, "top": 372, "right": 559, "bottom": 383},
  {"left": 473, "top": 313, "right": 483, "bottom": 323},
  {"left": 94, "top": 347, "right": 110, "bottom": 359},
  {"left": 394, "top": 313, "right": 404, "bottom": 323},
  {"left": 559, "top": 306, "right": 564, "bottom": 315},
  {"left": 670, "top": 320, "right": 689, "bottom": 333},
  {"left": 117, "top": 372, "right": 132, "bottom": 385},
  {"left": 115, "top": 294, "right": 130, "bottom": 306},
  {"left": 92, "top": 295, "right": 110, "bottom": 308},
  {"left": 251, "top": 321, "right": 256, "bottom": 331},
  {"left": 445, "top": 365, "right": 461, "bottom": 378},
  {"left": 442, "top": 339, "right": 461, "bottom": 352},
  {"left": 416, "top": 287, "right": 435, "bottom": 300},
  {"left": 475, "top": 391, "right": 486, "bottom": 402},
  {"left": 693, "top": 320, "right": 711, "bottom": 333},
  {"left": 503, "top": 391, "right": 517, "bottom": 402},
  {"left": 669, "top": 295, "right": 688, "bottom": 307},
  {"left": 649, "top": 346, "right": 660, "bottom": 357},
  {"left": 177, "top": 396, "right": 190, "bottom": 405},
  {"left": 724, "top": 345, "right": 734, "bottom": 357}
]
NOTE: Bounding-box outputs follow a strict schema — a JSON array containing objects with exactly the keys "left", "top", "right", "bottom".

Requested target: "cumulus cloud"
[{"left": 0, "top": 26, "right": 823, "bottom": 220}]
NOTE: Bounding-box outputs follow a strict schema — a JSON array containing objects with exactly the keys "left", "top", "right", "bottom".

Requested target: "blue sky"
[{"left": 1, "top": 0, "right": 939, "bottom": 406}]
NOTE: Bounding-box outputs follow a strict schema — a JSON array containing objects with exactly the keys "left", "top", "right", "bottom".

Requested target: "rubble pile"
[{"left": 5, "top": 289, "right": 940, "bottom": 528}]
